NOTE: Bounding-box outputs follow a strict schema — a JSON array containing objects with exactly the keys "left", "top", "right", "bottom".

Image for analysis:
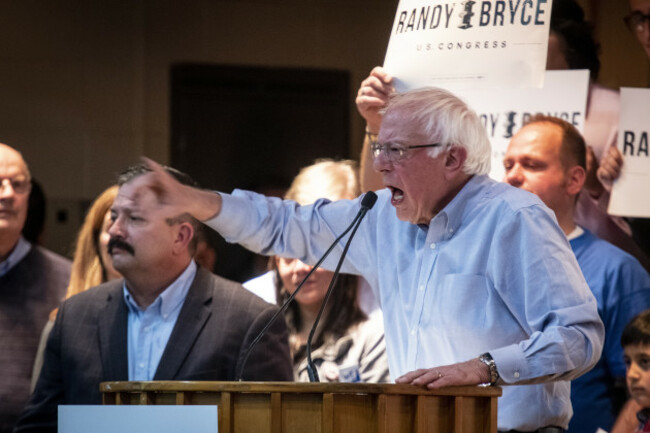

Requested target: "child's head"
[{"left": 622, "top": 310, "right": 650, "bottom": 409}]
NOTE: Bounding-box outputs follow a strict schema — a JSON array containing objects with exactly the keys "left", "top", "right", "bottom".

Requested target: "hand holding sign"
[
  {"left": 608, "top": 88, "right": 650, "bottom": 218},
  {"left": 356, "top": 67, "right": 394, "bottom": 134}
]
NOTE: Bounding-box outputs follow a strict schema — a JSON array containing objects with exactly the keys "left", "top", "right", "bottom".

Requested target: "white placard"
[
  {"left": 608, "top": 88, "right": 650, "bottom": 218},
  {"left": 453, "top": 69, "right": 590, "bottom": 180},
  {"left": 383, "top": 0, "right": 552, "bottom": 92},
  {"left": 59, "top": 405, "right": 218, "bottom": 433}
]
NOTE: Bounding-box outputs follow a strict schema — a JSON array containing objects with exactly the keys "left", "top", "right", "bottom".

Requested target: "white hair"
[{"left": 384, "top": 87, "right": 491, "bottom": 175}]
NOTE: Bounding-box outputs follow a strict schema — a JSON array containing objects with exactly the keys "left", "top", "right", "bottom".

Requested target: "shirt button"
[
  {"left": 419, "top": 285, "right": 424, "bottom": 292},
  {"left": 143, "top": 327, "right": 150, "bottom": 333},
  {"left": 430, "top": 243, "right": 436, "bottom": 249},
  {"left": 410, "top": 329, "right": 416, "bottom": 335},
  {"left": 139, "top": 363, "right": 145, "bottom": 368},
  {"left": 514, "top": 371, "right": 520, "bottom": 379}
]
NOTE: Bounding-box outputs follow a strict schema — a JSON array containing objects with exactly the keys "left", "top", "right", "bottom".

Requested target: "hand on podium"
[{"left": 395, "top": 357, "right": 491, "bottom": 389}]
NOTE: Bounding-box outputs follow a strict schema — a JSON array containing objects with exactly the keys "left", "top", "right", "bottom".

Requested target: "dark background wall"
[{"left": 0, "top": 0, "right": 647, "bottom": 258}]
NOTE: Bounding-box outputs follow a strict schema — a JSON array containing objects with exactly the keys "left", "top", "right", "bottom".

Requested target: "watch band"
[{"left": 478, "top": 352, "right": 499, "bottom": 386}]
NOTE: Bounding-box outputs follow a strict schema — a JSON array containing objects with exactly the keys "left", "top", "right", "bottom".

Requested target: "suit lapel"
[
  {"left": 98, "top": 280, "right": 129, "bottom": 380},
  {"left": 153, "top": 268, "right": 213, "bottom": 380}
]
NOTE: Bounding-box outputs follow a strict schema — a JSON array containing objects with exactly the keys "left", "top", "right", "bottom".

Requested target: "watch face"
[{"left": 479, "top": 353, "right": 498, "bottom": 384}]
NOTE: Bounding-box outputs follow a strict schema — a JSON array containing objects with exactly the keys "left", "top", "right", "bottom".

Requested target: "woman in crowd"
[
  {"left": 30, "top": 185, "right": 120, "bottom": 389},
  {"left": 247, "top": 159, "right": 389, "bottom": 383}
]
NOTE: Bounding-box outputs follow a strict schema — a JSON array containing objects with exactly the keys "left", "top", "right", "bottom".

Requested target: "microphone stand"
[
  {"left": 235, "top": 200, "right": 368, "bottom": 381},
  {"left": 305, "top": 205, "right": 369, "bottom": 382}
]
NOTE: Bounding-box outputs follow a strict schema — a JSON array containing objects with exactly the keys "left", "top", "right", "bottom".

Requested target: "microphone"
[
  {"left": 235, "top": 191, "right": 378, "bottom": 381},
  {"left": 305, "top": 191, "right": 377, "bottom": 382}
]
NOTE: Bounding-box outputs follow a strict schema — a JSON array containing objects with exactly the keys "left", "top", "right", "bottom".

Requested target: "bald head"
[
  {"left": 0, "top": 143, "right": 31, "bottom": 179},
  {"left": 0, "top": 143, "right": 32, "bottom": 254}
]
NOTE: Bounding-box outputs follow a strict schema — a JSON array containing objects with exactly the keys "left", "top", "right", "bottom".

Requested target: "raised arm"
[{"left": 356, "top": 67, "right": 394, "bottom": 192}]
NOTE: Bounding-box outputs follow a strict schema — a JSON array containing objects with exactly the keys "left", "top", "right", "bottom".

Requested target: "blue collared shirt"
[
  {"left": 0, "top": 236, "right": 31, "bottom": 277},
  {"left": 206, "top": 175, "right": 604, "bottom": 431},
  {"left": 123, "top": 261, "right": 197, "bottom": 381}
]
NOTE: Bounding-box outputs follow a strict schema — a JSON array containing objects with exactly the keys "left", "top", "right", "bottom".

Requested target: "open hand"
[{"left": 136, "top": 157, "right": 222, "bottom": 222}]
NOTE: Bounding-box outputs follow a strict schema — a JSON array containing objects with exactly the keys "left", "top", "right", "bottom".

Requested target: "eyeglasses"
[
  {"left": 0, "top": 177, "right": 31, "bottom": 194},
  {"left": 367, "top": 132, "right": 442, "bottom": 163},
  {"left": 624, "top": 11, "right": 650, "bottom": 34}
]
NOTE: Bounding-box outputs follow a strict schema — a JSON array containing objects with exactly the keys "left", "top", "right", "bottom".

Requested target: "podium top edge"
[{"left": 100, "top": 381, "right": 502, "bottom": 397}]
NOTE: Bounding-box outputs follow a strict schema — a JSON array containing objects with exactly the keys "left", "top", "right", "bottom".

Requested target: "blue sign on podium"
[{"left": 59, "top": 405, "right": 218, "bottom": 433}]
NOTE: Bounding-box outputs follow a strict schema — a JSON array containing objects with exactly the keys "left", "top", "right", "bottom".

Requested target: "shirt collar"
[
  {"left": 0, "top": 236, "right": 32, "bottom": 277},
  {"left": 426, "top": 175, "right": 489, "bottom": 242},
  {"left": 566, "top": 225, "right": 584, "bottom": 241},
  {"left": 123, "top": 260, "right": 198, "bottom": 317}
]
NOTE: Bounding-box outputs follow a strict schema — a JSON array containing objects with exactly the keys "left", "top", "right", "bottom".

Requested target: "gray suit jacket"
[{"left": 15, "top": 267, "right": 292, "bottom": 433}]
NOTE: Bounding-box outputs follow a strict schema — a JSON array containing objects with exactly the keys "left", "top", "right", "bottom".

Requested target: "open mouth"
[{"left": 389, "top": 186, "right": 404, "bottom": 205}]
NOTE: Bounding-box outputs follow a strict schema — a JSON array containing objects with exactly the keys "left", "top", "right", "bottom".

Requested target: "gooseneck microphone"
[
  {"left": 235, "top": 191, "right": 378, "bottom": 381},
  {"left": 305, "top": 191, "right": 377, "bottom": 382}
]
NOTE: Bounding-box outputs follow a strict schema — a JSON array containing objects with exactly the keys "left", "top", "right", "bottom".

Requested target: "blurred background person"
[
  {"left": 30, "top": 185, "right": 120, "bottom": 390},
  {"left": 626, "top": 0, "right": 650, "bottom": 59},
  {"left": 244, "top": 159, "right": 388, "bottom": 383},
  {"left": 607, "top": 3, "right": 650, "bottom": 430},
  {"left": 598, "top": 0, "right": 650, "bottom": 261},
  {"left": 545, "top": 0, "right": 649, "bottom": 270},
  {"left": 0, "top": 143, "right": 70, "bottom": 433}
]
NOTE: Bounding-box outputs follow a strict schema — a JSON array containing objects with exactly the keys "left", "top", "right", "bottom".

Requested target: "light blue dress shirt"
[
  {"left": 206, "top": 174, "right": 604, "bottom": 431},
  {"left": 123, "top": 261, "right": 197, "bottom": 381},
  {"left": 0, "top": 236, "right": 31, "bottom": 277}
]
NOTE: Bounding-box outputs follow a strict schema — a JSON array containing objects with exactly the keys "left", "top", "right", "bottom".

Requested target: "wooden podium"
[{"left": 101, "top": 381, "right": 501, "bottom": 433}]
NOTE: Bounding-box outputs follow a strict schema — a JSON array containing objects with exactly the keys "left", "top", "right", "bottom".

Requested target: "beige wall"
[{"left": 0, "top": 0, "right": 648, "bottom": 254}]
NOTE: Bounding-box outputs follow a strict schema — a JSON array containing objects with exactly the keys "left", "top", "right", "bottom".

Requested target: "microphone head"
[{"left": 361, "top": 191, "right": 378, "bottom": 210}]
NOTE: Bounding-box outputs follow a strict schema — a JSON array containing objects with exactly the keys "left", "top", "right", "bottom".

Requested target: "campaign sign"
[
  {"left": 453, "top": 69, "right": 589, "bottom": 180},
  {"left": 608, "top": 88, "right": 650, "bottom": 218},
  {"left": 383, "top": 0, "right": 552, "bottom": 92},
  {"left": 59, "top": 405, "right": 218, "bottom": 433}
]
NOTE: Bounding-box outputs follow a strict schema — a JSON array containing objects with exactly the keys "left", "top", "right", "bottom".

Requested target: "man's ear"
[
  {"left": 173, "top": 222, "right": 195, "bottom": 254},
  {"left": 444, "top": 146, "right": 468, "bottom": 178},
  {"left": 566, "top": 165, "right": 586, "bottom": 196}
]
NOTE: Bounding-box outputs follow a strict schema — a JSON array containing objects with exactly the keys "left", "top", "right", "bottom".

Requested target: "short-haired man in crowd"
[
  {"left": 133, "top": 86, "right": 604, "bottom": 431},
  {"left": 503, "top": 115, "right": 650, "bottom": 433},
  {"left": 0, "top": 143, "right": 70, "bottom": 433},
  {"left": 15, "top": 164, "right": 293, "bottom": 433}
]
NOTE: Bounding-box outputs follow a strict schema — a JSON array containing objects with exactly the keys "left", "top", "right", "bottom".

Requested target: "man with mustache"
[
  {"left": 15, "top": 164, "right": 292, "bottom": 433},
  {"left": 0, "top": 143, "right": 70, "bottom": 433}
]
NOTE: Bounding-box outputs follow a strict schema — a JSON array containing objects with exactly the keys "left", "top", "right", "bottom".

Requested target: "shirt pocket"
[{"left": 432, "top": 274, "right": 489, "bottom": 333}]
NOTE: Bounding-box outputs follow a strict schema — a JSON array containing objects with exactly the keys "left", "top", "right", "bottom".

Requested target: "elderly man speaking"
[{"left": 138, "top": 87, "right": 604, "bottom": 432}]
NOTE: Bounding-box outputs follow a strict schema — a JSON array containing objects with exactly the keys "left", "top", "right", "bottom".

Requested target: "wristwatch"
[{"left": 478, "top": 352, "right": 499, "bottom": 386}]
